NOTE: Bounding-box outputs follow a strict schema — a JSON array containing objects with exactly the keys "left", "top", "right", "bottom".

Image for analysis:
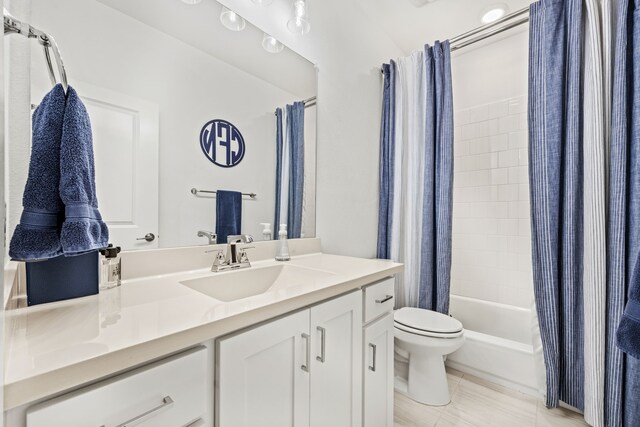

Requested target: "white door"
[
  {"left": 309, "top": 291, "right": 363, "bottom": 427},
  {"left": 363, "top": 313, "right": 394, "bottom": 427},
  {"left": 217, "top": 310, "right": 311, "bottom": 427},
  {"left": 33, "top": 81, "right": 160, "bottom": 250}
]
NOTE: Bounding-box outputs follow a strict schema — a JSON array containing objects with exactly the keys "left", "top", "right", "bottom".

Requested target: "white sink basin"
[{"left": 180, "top": 264, "right": 335, "bottom": 302}]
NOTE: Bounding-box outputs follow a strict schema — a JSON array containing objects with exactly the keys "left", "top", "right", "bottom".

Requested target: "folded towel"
[
  {"left": 9, "top": 84, "right": 66, "bottom": 261},
  {"left": 59, "top": 86, "right": 109, "bottom": 254},
  {"left": 216, "top": 190, "right": 242, "bottom": 244},
  {"left": 617, "top": 251, "right": 640, "bottom": 359}
]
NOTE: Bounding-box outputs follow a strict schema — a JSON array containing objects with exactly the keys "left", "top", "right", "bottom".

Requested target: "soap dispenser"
[
  {"left": 99, "top": 244, "right": 122, "bottom": 290},
  {"left": 260, "top": 223, "right": 272, "bottom": 241},
  {"left": 275, "top": 224, "right": 290, "bottom": 261}
]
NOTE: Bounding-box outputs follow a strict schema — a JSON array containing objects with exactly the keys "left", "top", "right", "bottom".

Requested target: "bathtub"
[{"left": 446, "top": 295, "right": 541, "bottom": 396}]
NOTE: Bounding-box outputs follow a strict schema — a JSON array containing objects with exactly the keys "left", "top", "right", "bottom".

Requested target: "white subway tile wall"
[{"left": 451, "top": 96, "right": 534, "bottom": 308}]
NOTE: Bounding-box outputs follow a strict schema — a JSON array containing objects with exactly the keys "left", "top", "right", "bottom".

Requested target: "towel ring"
[
  {"left": 3, "top": 8, "right": 68, "bottom": 92},
  {"left": 40, "top": 34, "right": 68, "bottom": 92}
]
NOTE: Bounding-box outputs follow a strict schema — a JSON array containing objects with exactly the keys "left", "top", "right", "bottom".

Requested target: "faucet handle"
[
  {"left": 237, "top": 247, "right": 253, "bottom": 264},
  {"left": 206, "top": 249, "right": 225, "bottom": 259}
]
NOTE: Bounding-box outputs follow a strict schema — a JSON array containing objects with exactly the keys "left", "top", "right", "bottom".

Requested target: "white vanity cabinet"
[
  {"left": 362, "top": 278, "right": 395, "bottom": 427},
  {"left": 25, "top": 347, "right": 208, "bottom": 427},
  {"left": 216, "top": 291, "right": 363, "bottom": 427}
]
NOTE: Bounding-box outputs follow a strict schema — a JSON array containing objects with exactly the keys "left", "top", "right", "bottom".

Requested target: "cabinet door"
[
  {"left": 217, "top": 310, "right": 311, "bottom": 427},
  {"left": 310, "top": 291, "right": 363, "bottom": 427},
  {"left": 363, "top": 313, "right": 394, "bottom": 427}
]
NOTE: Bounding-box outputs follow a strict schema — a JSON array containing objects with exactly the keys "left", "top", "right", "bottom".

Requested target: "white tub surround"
[
  {"left": 446, "top": 295, "right": 538, "bottom": 395},
  {"left": 3, "top": 238, "right": 402, "bottom": 410}
]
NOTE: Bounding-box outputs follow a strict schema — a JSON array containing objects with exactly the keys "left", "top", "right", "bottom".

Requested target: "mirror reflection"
[{"left": 6, "top": 0, "right": 317, "bottom": 251}]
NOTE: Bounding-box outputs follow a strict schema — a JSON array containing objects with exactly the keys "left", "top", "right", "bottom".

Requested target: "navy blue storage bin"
[{"left": 25, "top": 251, "right": 99, "bottom": 306}]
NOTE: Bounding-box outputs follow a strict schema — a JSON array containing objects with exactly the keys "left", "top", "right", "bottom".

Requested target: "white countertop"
[{"left": 3, "top": 249, "right": 402, "bottom": 410}]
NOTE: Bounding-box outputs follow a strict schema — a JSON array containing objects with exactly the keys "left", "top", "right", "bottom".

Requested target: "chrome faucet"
[
  {"left": 208, "top": 234, "right": 254, "bottom": 272},
  {"left": 197, "top": 230, "right": 217, "bottom": 245}
]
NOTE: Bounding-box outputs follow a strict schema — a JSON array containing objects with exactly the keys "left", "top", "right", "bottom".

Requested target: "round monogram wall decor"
[{"left": 199, "top": 119, "right": 246, "bottom": 168}]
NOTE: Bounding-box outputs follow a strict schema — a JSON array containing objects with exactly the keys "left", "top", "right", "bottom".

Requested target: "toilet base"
[{"left": 407, "top": 354, "right": 450, "bottom": 406}]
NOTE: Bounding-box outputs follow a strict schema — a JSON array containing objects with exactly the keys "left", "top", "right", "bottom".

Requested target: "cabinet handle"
[
  {"left": 102, "top": 395, "right": 174, "bottom": 427},
  {"left": 185, "top": 418, "right": 205, "bottom": 427},
  {"left": 301, "top": 333, "right": 310, "bottom": 372},
  {"left": 368, "top": 343, "right": 377, "bottom": 372},
  {"left": 316, "top": 326, "right": 326, "bottom": 363},
  {"left": 375, "top": 295, "right": 394, "bottom": 304}
]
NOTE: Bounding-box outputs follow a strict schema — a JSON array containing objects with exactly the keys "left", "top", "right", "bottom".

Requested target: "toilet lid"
[{"left": 394, "top": 307, "right": 463, "bottom": 334}]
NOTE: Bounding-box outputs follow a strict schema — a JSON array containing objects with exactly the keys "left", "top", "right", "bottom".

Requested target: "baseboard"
[{"left": 445, "top": 360, "right": 541, "bottom": 398}]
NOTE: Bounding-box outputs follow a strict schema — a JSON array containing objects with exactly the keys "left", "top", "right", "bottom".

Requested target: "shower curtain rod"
[
  {"left": 449, "top": 6, "right": 529, "bottom": 51},
  {"left": 273, "top": 96, "right": 316, "bottom": 115},
  {"left": 303, "top": 96, "right": 316, "bottom": 108},
  {"left": 381, "top": 6, "right": 530, "bottom": 73}
]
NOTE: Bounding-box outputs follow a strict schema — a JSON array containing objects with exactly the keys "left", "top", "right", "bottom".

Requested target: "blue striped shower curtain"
[
  {"left": 529, "top": 0, "right": 640, "bottom": 424},
  {"left": 377, "top": 63, "right": 396, "bottom": 260},
  {"left": 616, "top": 0, "right": 640, "bottom": 423},
  {"left": 274, "top": 108, "right": 284, "bottom": 232},
  {"left": 377, "top": 42, "right": 454, "bottom": 312},
  {"left": 274, "top": 102, "right": 305, "bottom": 239},
  {"left": 528, "top": 0, "right": 585, "bottom": 411}
]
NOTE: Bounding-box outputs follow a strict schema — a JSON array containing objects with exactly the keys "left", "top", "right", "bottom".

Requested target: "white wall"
[
  {"left": 450, "top": 28, "right": 533, "bottom": 308},
  {"left": 18, "top": 0, "right": 315, "bottom": 248},
  {"left": 218, "top": 0, "right": 405, "bottom": 257}
]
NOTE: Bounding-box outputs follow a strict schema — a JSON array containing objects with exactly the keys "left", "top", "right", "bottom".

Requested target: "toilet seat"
[
  {"left": 394, "top": 307, "right": 463, "bottom": 338},
  {"left": 394, "top": 322, "right": 464, "bottom": 338}
]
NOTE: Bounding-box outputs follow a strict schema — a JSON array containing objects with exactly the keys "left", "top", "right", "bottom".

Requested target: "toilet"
[{"left": 394, "top": 307, "right": 465, "bottom": 406}]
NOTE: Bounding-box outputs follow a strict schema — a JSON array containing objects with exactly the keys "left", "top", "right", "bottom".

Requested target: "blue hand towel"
[
  {"left": 617, "top": 250, "right": 640, "bottom": 359},
  {"left": 9, "top": 84, "right": 66, "bottom": 261},
  {"left": 59, "top": 86, "right": 109, "bottom": 254},
  {"left": 216, "top": 190, "right": 242, "bottom": 244}
]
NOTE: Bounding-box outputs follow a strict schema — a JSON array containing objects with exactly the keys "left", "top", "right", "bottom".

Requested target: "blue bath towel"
[
  {"left": 9, "top": 85, "right": 66, "bottom": 261},
  {"left": 216, "top": 190, "right": 241, "bottom": 244},
  {"left": 617, "top": 250, "right": 640, "bottom": 359},
  {"left": 59, "top": 86, "right": 109, "bottom": 254}
]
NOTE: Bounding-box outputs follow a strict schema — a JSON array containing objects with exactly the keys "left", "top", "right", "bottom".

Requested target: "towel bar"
[{"left": 190, "top": 188, "right": 257, "bottom": 199}]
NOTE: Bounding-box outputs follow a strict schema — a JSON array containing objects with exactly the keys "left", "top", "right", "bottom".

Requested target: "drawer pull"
[
  {"left": 301, "top": 333, "right": 310, "bottom": 372},
  {"left": 316, "top": 326, "right": 326, "bottom": 363},
  {"left": 368, "top": 343, "right": 377, "bottom": 372},
  {"left": 104, "top": 395, "right": 174, "bottom": 427},
  {"left": 375, "top": 295, "right": 394, "bottom": 304}
]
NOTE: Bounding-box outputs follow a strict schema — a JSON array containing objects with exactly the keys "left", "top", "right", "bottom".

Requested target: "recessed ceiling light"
[
  {"left": 181, "top": 0, "right": 202, "bottom": 4},
  {"left": 287, "top": 0, "right": 311, "bottom": 35},
  {"left": 262, "top": 33, "right": 284, "bottom": 53},
  {"left": 220, "top": 6, "right": 246, "bottom": 31},
  {"left": 480, "top": 3, "right": 509, "bottom": 24}
]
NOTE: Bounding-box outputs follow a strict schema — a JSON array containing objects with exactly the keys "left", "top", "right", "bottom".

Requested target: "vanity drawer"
[
  {"left": 363, "top": 278, "right": 395, "bottom": 323},
  {"left": 26, "top": 346, "right": 207, "bottom": 427}
]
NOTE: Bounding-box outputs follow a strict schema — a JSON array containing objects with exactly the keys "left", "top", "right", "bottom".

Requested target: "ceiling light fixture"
[
  {"left": 252, "top": 0, "right": 274, "bottom": 5},
  {"left": 181, "top": 0, "right": 202, "bottom": 4},
  {"left": 480, "top": 3, "right": 509, "bottom": 24},
  {"left": 220, "top": 6, "right": 246, "bottom": 31},
  {"left": 262, "top": 33, "right": 285, "bottom": 53},
  {"left": 287, "top": 0, "right": 311, "bottom": 35}
]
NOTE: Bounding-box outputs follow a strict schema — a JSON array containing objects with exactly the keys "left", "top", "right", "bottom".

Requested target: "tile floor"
[{"left": 394, "top": 369, "right": 589, "bottom": 427}]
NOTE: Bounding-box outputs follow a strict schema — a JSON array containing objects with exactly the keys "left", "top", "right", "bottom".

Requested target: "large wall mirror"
[{"left": 5, "top": 0, "right": 317, "bottom": 251}]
